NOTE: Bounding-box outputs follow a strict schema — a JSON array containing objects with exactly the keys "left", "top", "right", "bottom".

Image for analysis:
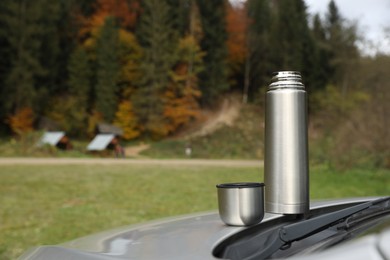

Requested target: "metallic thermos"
[{"left": 264, "top": 71, "right": 309, "bottom": 214}]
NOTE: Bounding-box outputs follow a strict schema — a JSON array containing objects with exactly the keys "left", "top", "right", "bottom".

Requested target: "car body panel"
[{"left": 20, "top": 197, "right": 390, "bottom": 259}]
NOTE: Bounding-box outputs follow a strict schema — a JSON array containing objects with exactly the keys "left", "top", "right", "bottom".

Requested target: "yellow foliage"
[
  {"left": 7, "top": 107, "right": 34, "bottom": 136},
  {"left": 46, "top": 97, "right": 88, "bottom": 136},
  {"left": 118, "top": 30, "right": 143, "bottom": 87},
  {"left": 177, "top": 35, "right": 205, "bottom": 67},
  {"left": 87, "top": 110, "right": 104, "bottom": 137},
  {"left": 113, "top": 100, "right": 140, "bottom": 140}
]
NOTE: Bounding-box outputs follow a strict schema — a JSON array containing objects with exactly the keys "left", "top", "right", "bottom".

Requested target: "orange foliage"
[
  {"left": 162, "top": 36, "right": 203, "bottom": 135},
  {"left": 226, "top": 3, "right": 248, "bottom": 66},
  {"left": 78, "top": 0, "right": 140, "bottom": 40},
  {"left": 163, "top": 84, "right": 201, "bottom": 134},
  {"left": 7, "top": 107, "right": 34, "bottom": 136},
  {"left": 97, "top": 0, "right": 140, "bottom": 28},
  {"left": 87, "top": 110, "right": 104, "bottom": 137}
]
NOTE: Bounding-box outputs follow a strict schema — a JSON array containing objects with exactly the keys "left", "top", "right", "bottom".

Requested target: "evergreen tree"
[
  {"left": 35, "top": 1, "right": 63, "bottom": 114},
  {"left": 270, "top": 0, "right": 320, "bottom": 93},
  {"left": 0, "top": 0, "right": 47, "bottom": 114},
  {"left": 0, "top": 1, "right": 11, "bottom": 126},
  {"left": 310, "top": 14, "right": 331, "bottom": 90},
  {"left": 166, "top": 0, "right": 191, "bottom": 36},
  {"left": 326, "top": 0, "right": 342, "bottom": 28},
  {"left": 272, "top": 0, "right": 310, "bottom": 70},
  {"left": 95, "top": 16, "right": 120, "bottom": 121},
  {"left": 324, "top": 0, "right": 359, "bottom": 86},
  {"left": 44, "top": 46, "right": 91, "bottom": 137},
  {"left": 245, "top": 0, "right": 272, "bottom": 100},
  {"left": 134, "top": 0, "right": 177, "bottom": 137},
  {"left": 46, "top": 0, "right": 81, "bottom": 91},
  {"left": 65, "top": 47, "right": 91, "bottom": 135},
  {"left": 68, "top": 47, "right": 91, "bottom": 106},
  {"left": 196, "top": 0, "right": 229, "bottom": 103}
]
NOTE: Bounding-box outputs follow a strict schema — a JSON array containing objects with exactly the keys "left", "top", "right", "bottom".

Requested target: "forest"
[{"left": 0, "top": 0, "right": 389, "bottom": 167}]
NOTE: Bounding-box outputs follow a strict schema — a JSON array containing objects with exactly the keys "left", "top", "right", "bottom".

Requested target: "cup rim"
[{"left": 216, "top": 182, "right": 265, "bottom": 189}]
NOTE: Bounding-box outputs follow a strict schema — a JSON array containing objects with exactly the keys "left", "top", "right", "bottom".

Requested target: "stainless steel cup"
[{"left": 216, "top": 183, "right": 265, "bottom": 226}]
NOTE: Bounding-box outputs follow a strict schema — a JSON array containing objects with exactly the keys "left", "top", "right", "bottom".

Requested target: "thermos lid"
[{"left": 216, "top": 182, "right": 265, "bottom": 189}]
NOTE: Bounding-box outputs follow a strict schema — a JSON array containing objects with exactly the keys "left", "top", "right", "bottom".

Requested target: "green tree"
[
  {"left": 0, "top": 0, "right": 71, "bottom": 131},
  {"left": 36, "top": 1, "right": 61, "bottom": 94},
  {"left": 68, "top": 48, "right": 91, "bottom": 101},
  {"left": 0, "top": 0, "right": 47, "bottom": 114},
  {"left": 245, "top": 0, "right": 272, "bottom": 100},
  {"left": 324, "top": 0, "right": 359, "bottom": 87},
  {"left": 166, "top": 0, "right": 191, "bottom": 36},
  {"left": 268, "top": 0, "right": 322, "bottom": 94},
  {"left": 196, "top": 0, "right": 229, "bottom": 103},
  {"left": 45, "top": 46, "right": 91, "bottom": 137},
  {"left": 134, "top": 0, "right": 177, "bottom": 137},
  {"left": 95, "top": 16, "right": 120, "bottom": 121},
  {"left": 272, "top": 0, "right": 311, "bottom": 70},
  {"left": 66, "top": 47, "right": 91, "bottom": 135},
  {"left": 309, "top": 14, "right": 331, "bottom": 91}
]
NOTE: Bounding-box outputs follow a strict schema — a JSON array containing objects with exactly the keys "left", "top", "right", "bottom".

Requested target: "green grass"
[{"left": 0, "top": 164, "right": 389, "bottom": 259}]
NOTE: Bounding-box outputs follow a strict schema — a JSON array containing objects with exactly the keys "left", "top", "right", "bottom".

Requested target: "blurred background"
[
  {"left": 1, "top": 0, "right": 389, "bottom": 168},
  {"left": 0, "top": 1, "right": 389, "bottom": 258}
]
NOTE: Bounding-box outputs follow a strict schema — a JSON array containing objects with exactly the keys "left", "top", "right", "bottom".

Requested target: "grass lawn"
[{"left": 0, "top": 163, "right": 389, "bottom": 259}]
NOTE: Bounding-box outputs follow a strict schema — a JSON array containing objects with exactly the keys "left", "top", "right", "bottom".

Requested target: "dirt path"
[
  {"left": 187, "top": 95, "right": 241, "bottom": 138},
  {"left": 124, "top": 143, "right": 150, "bottom": 158},
  {"left": 0, "top": 158, "right": 263, "bottom": 167}
]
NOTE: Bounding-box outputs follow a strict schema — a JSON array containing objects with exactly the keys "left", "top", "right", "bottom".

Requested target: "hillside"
[{"left": 138, "top": 95, "right": 264, "bottom": 159}]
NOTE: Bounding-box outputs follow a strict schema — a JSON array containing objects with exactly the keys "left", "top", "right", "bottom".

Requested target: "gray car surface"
[{"left": 20, "top": 197, "right": 390, "bottom": 260}]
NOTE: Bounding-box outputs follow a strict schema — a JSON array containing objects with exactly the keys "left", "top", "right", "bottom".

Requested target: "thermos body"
[{"left": 264, "top": 71, "right": 309, "bottom": 214}]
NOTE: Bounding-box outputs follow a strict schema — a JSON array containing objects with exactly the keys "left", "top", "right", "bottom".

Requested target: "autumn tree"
[
  {"left": 134, "top": 0, "right": 177, "bottom": 138},
  {"left": 7, "top": 107, "right": 34, "bottom": 136},
  {"left": 163, "top": 35, "right": 204, "bottom": 133},
  {"left": 112, "top": 30, "right": 143, "bottom": 140},
  {"left": 117, "top": 30, "right": 143, "bottom": 97},
  {"left": 113, "top": 100, "right": 140, "bottom": 140},
  {"left": 226, "top": 2, "right": 248, "bottom": 96},
  {"left": 156, "top": 0, "right": 205, "bottom": 135},
  {"left": 78, "top": 0, "right": 140, "bottom": 37}
]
